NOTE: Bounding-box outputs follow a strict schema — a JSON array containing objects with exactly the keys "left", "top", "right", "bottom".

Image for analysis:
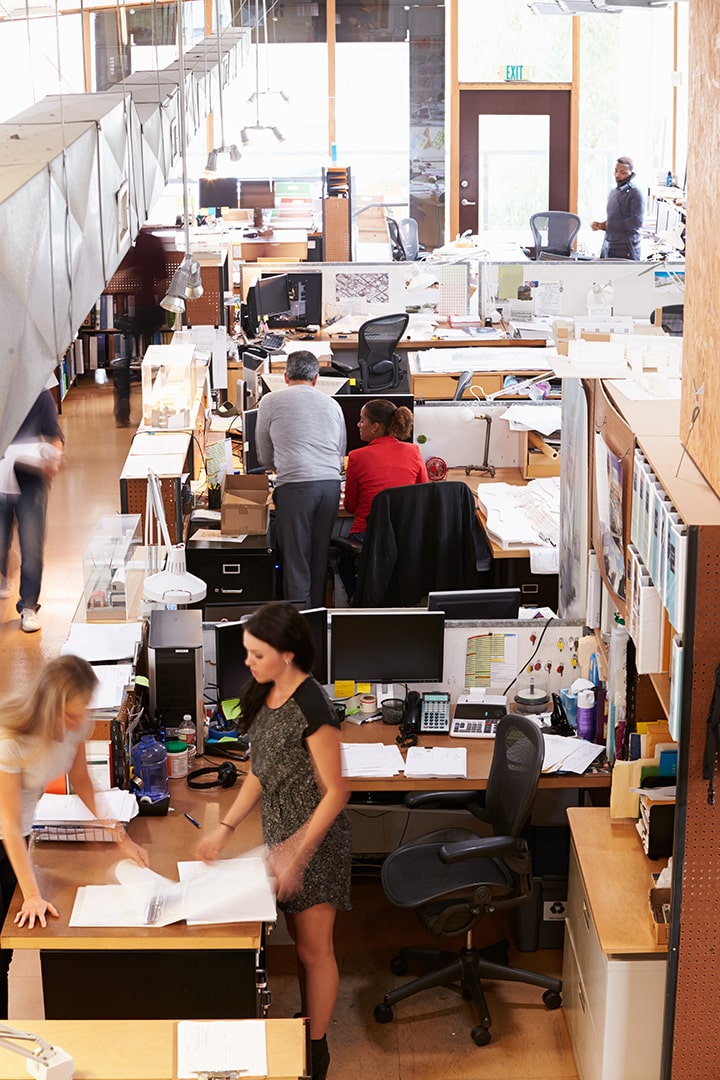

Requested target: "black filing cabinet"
[{"left": 186, "top": 532, "right": 279, "bottom": 610}]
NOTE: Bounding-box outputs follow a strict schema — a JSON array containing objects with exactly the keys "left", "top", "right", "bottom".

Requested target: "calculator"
[
  {"left": 449, "top": 717, "right": 498, "bottom": 739},
  {"left": 419, "top": 692, "right": 451, "bottom": 734}
]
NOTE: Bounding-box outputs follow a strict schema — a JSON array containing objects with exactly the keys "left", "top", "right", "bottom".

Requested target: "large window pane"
[
  {"left": 478, "top": 115, "right": 549, "bottom": 233},
  {"left": 458, "top": 0, "right": 572, "bottom": 84},
  {"left": 0, "top": 13, "right": 84, "bottom": 121}
]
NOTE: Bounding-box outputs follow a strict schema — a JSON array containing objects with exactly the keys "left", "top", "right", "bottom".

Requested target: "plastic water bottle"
[
  {"left": 576, "top": 689, "right": 596, "bottom": 742},
  {"left": 607, "top": 613, "right": 629, "bottom": 763},
  {"left": 178, "top": 714, "right": 196, "bottom": 748},
  {"left": 133, "top": 735, "right": 169, "bottom": 802},
  {"left": 666, "top": 170, "right": 673, "bottom": 188}
]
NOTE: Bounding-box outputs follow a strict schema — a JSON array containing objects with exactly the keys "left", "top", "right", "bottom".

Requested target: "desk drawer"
[
  {"left": 565, "top": 845, "right": 609, "bottom": 1033},
  {"left": 563, "top": 922, "right": 602, "bottom": 1080},
  {"left": 186, "top": 546, "right": 278, "bottom": 603}
]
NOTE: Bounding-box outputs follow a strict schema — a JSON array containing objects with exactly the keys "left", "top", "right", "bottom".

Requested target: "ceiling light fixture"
[
  {"left": 241, "top": 0, "right": 289, "bottom": 145},
  {"left": 161, "top": 0, "right": 203, "bottom": 317},
  {"left": 204, "top": 0, "right": 242, "bottom": 171}
]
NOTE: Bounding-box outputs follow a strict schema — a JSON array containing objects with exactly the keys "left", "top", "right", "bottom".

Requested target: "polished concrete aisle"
[{"left": 0, "top": 377, "right": 578, "bottom": 1078}]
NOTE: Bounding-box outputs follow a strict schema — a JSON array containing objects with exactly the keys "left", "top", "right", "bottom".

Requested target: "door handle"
[{"left": 461, "top": 198, "right": 476, "bottom": 206}]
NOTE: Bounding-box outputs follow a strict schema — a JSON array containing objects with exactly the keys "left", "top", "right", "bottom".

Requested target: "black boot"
[{"left": 311, "top": 1035, "right": 330, "bottom": 1080}]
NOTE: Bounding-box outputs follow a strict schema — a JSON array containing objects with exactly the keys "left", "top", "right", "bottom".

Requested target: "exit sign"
[{"left": 504, "top": 64, "right": 529, "bottom": 81}]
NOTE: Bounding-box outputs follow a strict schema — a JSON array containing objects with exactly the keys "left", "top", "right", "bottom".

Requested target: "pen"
[{"left": 184, "top": 812, "right": 201, "bottom": 829}]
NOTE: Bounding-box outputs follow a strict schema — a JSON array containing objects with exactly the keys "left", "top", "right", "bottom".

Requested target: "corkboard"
[{"left": 679, "top": 0, "right": 720, "bottom": 497}]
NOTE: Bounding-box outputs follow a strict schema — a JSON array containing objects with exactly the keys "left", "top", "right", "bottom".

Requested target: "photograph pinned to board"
[{"left": 594, "top": 434, "right": 626, "bottom": 601}]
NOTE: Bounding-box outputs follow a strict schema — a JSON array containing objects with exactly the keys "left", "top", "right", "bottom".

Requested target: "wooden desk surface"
[
  {"left": 0, "top": 1019, "right": 306, "bottom": 1080},
  {"left": 1, "top": 785, "right": 265, "bottom": 952},
  {"left": 342, "top": 721, "right": 610, "bottom": 792},
  {"left": 567, "top": 806, "right": 667, "bottom": 955}
]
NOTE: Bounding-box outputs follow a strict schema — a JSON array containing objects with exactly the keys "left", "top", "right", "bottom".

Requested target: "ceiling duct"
[
  {"left": 528, "top": 0, "right": 685, "bottom": 11},
  {"left": 0, "top": 26, "right": 248, "bottom": 454}
]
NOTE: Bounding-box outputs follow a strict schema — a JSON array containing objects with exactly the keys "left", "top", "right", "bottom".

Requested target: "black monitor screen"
[
  {"left": 329, "top": 611, "right": 445, "bottom": 683},
  {"left": 335, "top": 394, "right": 414, "bottom": 453},
  {"left": 427, "top": 588, "right": 521, "bottom": 620},
  {"left": 242, "top": 408, "right": 262, "bottom": 473},
  {"left": 215, "top": 607, "right": 327, "bottom": 701},
  {"left": 255, "top": 274, "right": 291, "bottom": 320},
  {"left": 199, "top": 177, "right": 239, "bottom": 211},
  {"left": 244, "top": 286, "right": 261, "bottom": 338},
  {"left": 264, "top": 272, "right": 323, "bottom": 329}
]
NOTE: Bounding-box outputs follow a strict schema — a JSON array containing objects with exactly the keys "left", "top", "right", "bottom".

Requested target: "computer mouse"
[{"left": 300, "top": 334, "right": 316, "bottom": 340}]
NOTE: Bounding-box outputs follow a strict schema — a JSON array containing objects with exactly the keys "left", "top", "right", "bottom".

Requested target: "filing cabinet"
[{"left": 186, "top": 533, "right": 279, "bottom": 609}]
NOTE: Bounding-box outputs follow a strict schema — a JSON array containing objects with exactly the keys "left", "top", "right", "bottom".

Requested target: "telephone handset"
[{"left": 397, "top": 691, "right": 451, "bottom": 746}]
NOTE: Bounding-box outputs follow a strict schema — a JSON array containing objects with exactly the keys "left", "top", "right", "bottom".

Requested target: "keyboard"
[
  {"left": 259, "top": 333, "right": 286, "bottom": 353},
  {"left": 450, "top": 717, "right": 498, "bottom": 739}
]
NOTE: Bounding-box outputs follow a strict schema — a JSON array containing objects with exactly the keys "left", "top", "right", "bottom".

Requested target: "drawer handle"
[
  {"left": 218, "top": 588, "right": 245, "bottom": 595},
  {"left": 582, "top": 898, "right": 590, "bottom": 932},
  {"left": 222, "top": 563, "right": 242, "bottom": 575},
  {"left": 578, "top": 985, "right": 586, "bottom": 1014}
]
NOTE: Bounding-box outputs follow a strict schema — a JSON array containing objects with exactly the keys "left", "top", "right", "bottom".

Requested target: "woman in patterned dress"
[{"left": 197, "top": 602, "right": 351, "bottom": 1080}]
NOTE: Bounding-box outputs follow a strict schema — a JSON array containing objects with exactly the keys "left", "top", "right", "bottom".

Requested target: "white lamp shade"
[{"left": 144, "top": 544, "right": 207, "bottom": 606}]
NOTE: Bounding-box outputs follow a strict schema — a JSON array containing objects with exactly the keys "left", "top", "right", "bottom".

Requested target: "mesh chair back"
[
  {"left": 399, "top": 217, "right": 420, "bottom": 260},
  {"left": 650, "top": 303, "right": 684, "bottom": 336},
  {"left": 485, "top": 715, "right": 544, "bottom": 838},
  {"left": 386, "top": 217, "right": 407, "bottom": 261},
  {"left": 529, "top": 211, "right": 581, "bottom": 260},
  {"left": 357, "top": 313, "right": 409, "bottom": 364}
]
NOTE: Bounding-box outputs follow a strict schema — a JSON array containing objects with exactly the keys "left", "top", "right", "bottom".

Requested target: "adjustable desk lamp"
[
  {"left": 0, "top": 1026, "right": 73, "bottom": 1080},
  {"left": 143, "top": 471, "right": 207, "bottom": 607},
  {"left": 457, "top": 371, "right": 555, "bottom": 477}
]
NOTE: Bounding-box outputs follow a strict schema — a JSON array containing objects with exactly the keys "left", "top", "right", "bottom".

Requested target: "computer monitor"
[
  {"left": 427, "top": 588, "right": 521, "bottom": 620},
  {"left": 242, "top": 408, "right": 262, "bottom": 473},
  {"left": 255, "top": 274, "right": 291, "bottom": 321},
  {"left": 329, "top": 611, "right": 445, "bottom": 684},
  {"left": 335, "top": 394, "right": 414, "bottom": 453},
  {"left": 264, "top": 272, "right": 323, "bottom": 330},
  {"left": 214, "top": 606, "right": 327, "bottom": 701},
  {"left": 243, "top": 285, "right": 262, "bottom": 338},
  {"left": 198, "top": 176, "right": 240, "bottom": 212}
]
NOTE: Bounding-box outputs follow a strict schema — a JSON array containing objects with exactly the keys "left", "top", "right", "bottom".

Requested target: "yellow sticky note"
[
  {"left": 356, "top": 682, "right": 372, "bottom": 694},
  {"left": 497, "top": 264, "right": 524, "bottom": 301},
  {"left": 221, "top": 697, "right": 242, "bottom": 721},
  {"left": 333, "top": 680, "right": 355, "bottom": 699}
]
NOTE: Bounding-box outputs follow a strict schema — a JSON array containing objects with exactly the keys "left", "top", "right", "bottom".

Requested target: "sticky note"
[{"left": 334, "top": 680, "right": 355, "bottom": 699}]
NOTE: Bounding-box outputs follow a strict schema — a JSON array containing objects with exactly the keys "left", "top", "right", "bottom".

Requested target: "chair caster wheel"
[
  {"left": 543, "top": 989, "right": 563, "bottom": 1010},
  {"left": 471, "top": 1025, "right": 491, "bottom": 1046},
  {"left": 374, "top": 1002, "right": 394, "bottom": 1024},
  {"left": 390, "top": 955, "right": 409, "bottom": 976}
]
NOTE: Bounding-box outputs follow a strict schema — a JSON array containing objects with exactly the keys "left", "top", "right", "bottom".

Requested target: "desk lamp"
[
  {"left": 0, "top": 1026, "right": 73, "bottom": 1080},
  {"left": 143, "top": 471, "right": 207, "bottom": 607}
]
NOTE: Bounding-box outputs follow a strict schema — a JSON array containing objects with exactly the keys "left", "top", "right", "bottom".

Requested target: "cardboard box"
[
  {"left": 221, "top": 473, "right": 271, "bottom": 535},
  {"left": 649, "top": 886, "right": 671, "bottom": 945}
]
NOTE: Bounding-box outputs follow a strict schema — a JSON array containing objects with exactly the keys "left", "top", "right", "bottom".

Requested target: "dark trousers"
[
  {"left": 273, "top": 480, "right": 341, "bottom": 609},
  {"left": 0, "top": 842, "right": 18, "bottom": 1018},
  {"left": 338, "top": 532, "right": 365, "bottom": 603},
  {"left": 0, "top": 474, "right": 49, "bottom": 612}
]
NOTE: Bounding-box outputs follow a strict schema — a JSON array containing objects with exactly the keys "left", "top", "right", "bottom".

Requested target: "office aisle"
[{"left": 0, "top": 377, "right": 578, "bottom": 1078}]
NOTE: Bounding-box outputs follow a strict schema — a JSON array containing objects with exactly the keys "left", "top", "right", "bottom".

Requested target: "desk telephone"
[{"left": 399, "top": 691, "right": 451, "bottom": 738}]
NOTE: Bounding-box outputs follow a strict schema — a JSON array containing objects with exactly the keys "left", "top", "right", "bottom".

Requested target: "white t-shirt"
[{"left": 0, "top": 719, "right": 92, "bottom": 837}]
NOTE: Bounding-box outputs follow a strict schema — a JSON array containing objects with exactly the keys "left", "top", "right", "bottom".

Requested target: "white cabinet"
[{"left": 563, "top": 839, "right": 668, "bottom": 1080}]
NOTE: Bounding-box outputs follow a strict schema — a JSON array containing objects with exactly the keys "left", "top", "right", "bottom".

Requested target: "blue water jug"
[{"left": 133, "top": 734, "right": 169, "bottom": 802}]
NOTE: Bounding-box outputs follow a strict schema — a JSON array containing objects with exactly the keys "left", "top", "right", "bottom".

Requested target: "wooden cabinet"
[{"left": 564, "top": 810, "right": 667, "bottom": 1080}]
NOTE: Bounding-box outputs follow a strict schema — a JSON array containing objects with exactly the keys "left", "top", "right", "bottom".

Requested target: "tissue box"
[
  {"left": 221, "top": 474, "right": 271, "bottom": 535},
  {"left": 648, "top": 886, "right": 671, "bottom": 945}
]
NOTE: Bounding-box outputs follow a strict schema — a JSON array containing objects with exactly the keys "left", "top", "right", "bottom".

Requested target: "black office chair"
[
  {"left": 356, "top": 312, "right": 409, "bottom": 393},
  {"left": 353, "top": 481, "right": 492, "bottom": 607},
  {"left": 399, "top": 217, "right": 422, "bottom": 260},
  {"left": 649, "top": 303, "right": 684, "bottom": 336},
  {"left": 373, "top": 714, "right": 562, "bottom": 1046},
  {"left": 524, "top": 211, "right": 581, "bottom": 260},
  {"left": 386, "top": 216, "right": 407, "bottom": 261}
]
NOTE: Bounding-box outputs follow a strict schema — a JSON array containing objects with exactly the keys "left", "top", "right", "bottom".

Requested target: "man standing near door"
[
  {"left": 255, "top": 351, "right": 346, "bottom": 608},
  {"left": 591, "top": 155, "right": 645, "bottom": 260}
]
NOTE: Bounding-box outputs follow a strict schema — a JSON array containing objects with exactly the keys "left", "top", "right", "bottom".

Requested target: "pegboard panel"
[
  {"left": 670, "top": 524, "right": 720, "bottom": 1078},
  {"left": 120, "top": 477, "right": 183, "bottom": 545}
]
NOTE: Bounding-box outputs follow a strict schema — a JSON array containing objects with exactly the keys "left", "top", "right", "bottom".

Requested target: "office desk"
[
  {"left": 1, "top": 786, "right": 269, "bottom": 1020},
  {"left": 341, "top": 721, "right": 611, "bottom": 793},
  {"left": 0, "top": 1019, "right": 306, "bottom": 1080},
  {"left": 237, "top": 229, "right": 308, "bottom": 262}
]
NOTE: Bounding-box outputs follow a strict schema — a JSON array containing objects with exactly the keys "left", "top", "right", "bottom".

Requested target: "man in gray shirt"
[{"left": 255, "top": 351, "right": 346, "bottom": 608}]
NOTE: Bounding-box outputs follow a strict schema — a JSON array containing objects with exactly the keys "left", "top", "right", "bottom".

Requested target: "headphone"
[{"left": 187, "top": 761, "right": 238, "bottom": 789}]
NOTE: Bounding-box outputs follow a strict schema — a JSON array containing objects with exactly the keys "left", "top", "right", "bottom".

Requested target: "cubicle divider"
[
  {"left": 413, "top": 401, "right": 525, "bottom": 469},
  {"left": 481, "top": 260, "right": 685, "bottom": 320}
]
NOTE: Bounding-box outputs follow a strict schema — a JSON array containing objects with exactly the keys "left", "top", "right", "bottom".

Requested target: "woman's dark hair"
[
  {"left": 239, "top": 602, "right": 315, "bottom": 730},
  {"left": 363, "top": 399, "right": 413, "bottom": 440}
]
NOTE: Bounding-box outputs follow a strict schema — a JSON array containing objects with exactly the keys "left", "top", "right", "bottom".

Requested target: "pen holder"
[
  {"left": 207, "top": 485, "right": 221, "bottom": 510},
  {"left": 382, "top": 698, "right": 405, "bottom": 726}
]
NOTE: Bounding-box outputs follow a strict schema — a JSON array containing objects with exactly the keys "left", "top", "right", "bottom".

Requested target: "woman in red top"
[{"left": 340, "top": 399, "right": 428, "bottom": 599}]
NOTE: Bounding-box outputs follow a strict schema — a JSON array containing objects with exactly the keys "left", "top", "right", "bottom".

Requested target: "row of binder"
[{"left": 631, "top": 447, "right": 688, "bottom": 633}]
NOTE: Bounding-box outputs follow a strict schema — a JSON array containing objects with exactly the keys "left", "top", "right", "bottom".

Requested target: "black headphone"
[{"left": 187, "top": 761, "right": 238, "bottom": 789}]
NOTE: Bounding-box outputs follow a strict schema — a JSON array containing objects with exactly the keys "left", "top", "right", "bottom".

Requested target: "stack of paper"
[
  {"left": 403, "top": 746, "right": 467, "bottom": 779},
  {"left": 542, "top": 734, "right": 605, "bottom": 775},
  {"left": 177, "top": 1020, "right": 268, "bottom": 1080},
  {"left": 62, "top": 622, "right": 143, "bottom": 663},
  {"left": 476, "top": 477, "right": 560, "bottom": 550},
  {"left": 340, "top": 742, "right": 405, "bottom": 777},
  {"left": 32, "top": 789, "right": 138, "bottom": 841}
]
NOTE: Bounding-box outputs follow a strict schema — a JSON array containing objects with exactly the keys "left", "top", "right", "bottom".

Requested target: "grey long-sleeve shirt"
[{"left": 255, "top": 384, "right": 346, "bottom": 485}]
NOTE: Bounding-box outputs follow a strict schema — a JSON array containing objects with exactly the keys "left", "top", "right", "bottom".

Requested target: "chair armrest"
[
  {"left": 439, "top": 834, "right": 517, "bottom": 863},
  {"left": 405, "top": 790, "right": 486, "bottom": 812}
]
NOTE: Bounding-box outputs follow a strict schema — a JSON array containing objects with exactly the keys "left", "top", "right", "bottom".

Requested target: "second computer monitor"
[
  {"left": 427, "top": 588, "right": 521, "bottom": 620},
  {"left": 255, "top": 274, "right": 291, "bottom": 320},
  {"left": 265, "top": 272, "right": 323, "bottom": 330},
  {"left": 242, "top": 408, "right": 262, "bottom": 473},
  {"left": 329, "top": 610, "right": 445, "bottom": 683},
  {"left": 335, "top": 393, "right": 414, "bottom": 453}
]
